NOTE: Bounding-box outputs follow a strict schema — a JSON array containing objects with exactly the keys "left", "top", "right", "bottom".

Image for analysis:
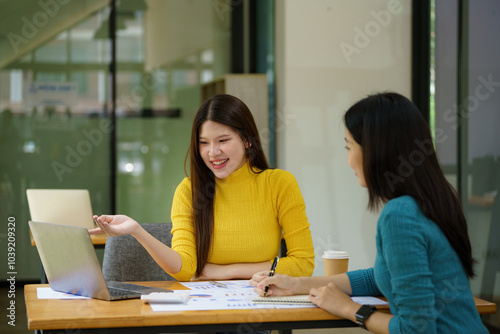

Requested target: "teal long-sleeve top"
[{"left": 346, "top": 196, "right": 487, "bottom": 334}]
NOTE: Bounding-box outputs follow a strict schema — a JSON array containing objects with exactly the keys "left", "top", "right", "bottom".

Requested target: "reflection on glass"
[
  {"left": 115, "top": 0, "right": 231, "bottom": 222},
  {"left": 0, "top": 2, "right": 111, "bottom": 280},
  {"left": 466, "top": 3, "right": 500, "bottom": 331},
  {"left": 0, "top": 0, "right": 232, "bottom": 282},
  {"left": 434, "top": 1, "right": 500, "bottom": 330}
]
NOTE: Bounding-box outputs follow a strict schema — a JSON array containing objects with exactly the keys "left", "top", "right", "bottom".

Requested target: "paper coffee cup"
[{"left": 322, "top": 250, "right": 349, "bottom": 276}]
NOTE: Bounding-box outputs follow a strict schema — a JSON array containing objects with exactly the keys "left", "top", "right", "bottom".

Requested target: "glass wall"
[
  {"left": 0, "top": 0, "right": 232, "bottom": 280},
  {"left": 0, "top": 0, "right": 111, "bottom": 280},
  {"left": 114, "top": 0, "right": 231, "bottom": 222},
  {"left": 434, "top": 0, "right": 500, "bottom": 330}
]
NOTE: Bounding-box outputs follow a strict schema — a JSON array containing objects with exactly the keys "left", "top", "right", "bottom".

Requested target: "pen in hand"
[{"left": 263, "top": 256, "right": 279, "bottom": 297}]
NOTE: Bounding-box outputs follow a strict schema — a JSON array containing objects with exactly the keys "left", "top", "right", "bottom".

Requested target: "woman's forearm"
[
  {"left": 201, "top": 261, "right": 272, "bottom": 280},
  {"left": 227, "top": 261, "right": 273, "bottom": 279},
  {"left": 132, "top": 228, "right": 183, "bottom": 275},
  {"left": 294, "top": 273, "right": 353, "bottom": 295}
]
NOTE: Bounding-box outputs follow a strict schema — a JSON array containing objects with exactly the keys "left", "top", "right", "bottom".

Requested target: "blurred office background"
[{"left": 0, "top": 0, "right": 498, "bottom": 332}]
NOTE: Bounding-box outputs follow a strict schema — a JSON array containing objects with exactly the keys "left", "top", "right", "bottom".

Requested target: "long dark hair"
[
  {"left": 344, "top": 92, "right": 475, "bottom": 277},
  {"left": 186, "top": 94, "right": 269, "bottom": 277}
]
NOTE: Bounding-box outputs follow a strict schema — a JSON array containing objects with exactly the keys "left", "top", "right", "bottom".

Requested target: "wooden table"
[{"left": 24, "top": 281, "right": 497, "bottom": 333}]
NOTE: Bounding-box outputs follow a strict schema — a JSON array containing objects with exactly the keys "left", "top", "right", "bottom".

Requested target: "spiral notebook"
[{"left": 252, "top": 295, "right": 313, "bottom": 305}]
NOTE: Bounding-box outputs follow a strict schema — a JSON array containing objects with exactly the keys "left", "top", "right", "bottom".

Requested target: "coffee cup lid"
[{"left": 322, "top": 250, "right": 349, "bottom": 259}]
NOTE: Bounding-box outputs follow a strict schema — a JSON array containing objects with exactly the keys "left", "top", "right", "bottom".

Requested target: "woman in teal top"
[{"left": 250, "top": 92, "right": 488, "bottom": 333}]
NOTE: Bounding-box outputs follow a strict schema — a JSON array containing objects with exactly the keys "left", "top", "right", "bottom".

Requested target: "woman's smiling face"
[{"left": 199, "top": 120, "right": 249, "bottom": 179}]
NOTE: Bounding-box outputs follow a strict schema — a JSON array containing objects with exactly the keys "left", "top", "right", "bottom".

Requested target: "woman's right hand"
[
  {"left": 250, "top": 271, "right": 298, "bottom": 297},
  {"left": 89, "top": 214, "right": 141, "bottom": 237}
]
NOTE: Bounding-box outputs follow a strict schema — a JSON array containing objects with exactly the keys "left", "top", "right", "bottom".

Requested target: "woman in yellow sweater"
[{"left": 90, "top": 94, "right": 315, "bottom": 281}]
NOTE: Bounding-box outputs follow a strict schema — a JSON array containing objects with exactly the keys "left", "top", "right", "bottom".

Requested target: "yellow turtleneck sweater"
[{"left": 169, "top": 162, "right": 315, "bottom": 281}]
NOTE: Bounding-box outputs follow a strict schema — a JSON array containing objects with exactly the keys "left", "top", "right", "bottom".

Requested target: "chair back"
[{"left": 102, "top": 223, "right": 175, "bottom": 281}]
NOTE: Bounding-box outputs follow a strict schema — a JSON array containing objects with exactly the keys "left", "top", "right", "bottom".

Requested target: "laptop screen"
[{"left": 27, "top": 189, "right": 96, "bottom": 229}]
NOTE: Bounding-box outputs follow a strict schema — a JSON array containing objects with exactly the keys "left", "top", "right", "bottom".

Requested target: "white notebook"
[{"left": 252, "top": 294, "right": 313, "bottom": 305}]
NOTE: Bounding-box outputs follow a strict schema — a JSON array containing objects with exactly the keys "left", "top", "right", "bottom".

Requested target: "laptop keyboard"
[
  {"left": 107, "top": 281, "right": 142, "bottom": 290},
  {"left": 108, "top": 287, "right": 138, "bottom": 297}
]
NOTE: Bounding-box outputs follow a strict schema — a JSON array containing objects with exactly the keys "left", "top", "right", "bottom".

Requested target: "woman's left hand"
[{"left": 309, "top": 282, "right": 360, "bottom": 321}]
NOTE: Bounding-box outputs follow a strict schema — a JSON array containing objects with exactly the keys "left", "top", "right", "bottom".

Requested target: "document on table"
[
  {"left": 35, "top": 281, "right": 388, "bottom": 310},
  {"left": 179, "top": 280, "right": 256, "bottom": 296},
  {"left": 150, "top": 280, "right": 270, "bottom": 311},
  {"left": 37, "top": 287, "right": 90, "bottom": 299},
  {"left": 148, "top": 280, "right": 388, "bottom": 312}
]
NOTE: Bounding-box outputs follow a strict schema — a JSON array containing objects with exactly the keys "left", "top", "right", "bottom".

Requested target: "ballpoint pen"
[
  {"left": 263, "top": 256, "right": 279, "bottom": 297},
  {"left": 209, "top": 280, "right": 228, "bottom": 288}
]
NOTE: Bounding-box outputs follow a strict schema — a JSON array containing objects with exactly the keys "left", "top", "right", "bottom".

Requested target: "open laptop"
[
  {"left": 29, "top": 220, "right": 171, "bottom": 300},
  {"left": 26, "top": 189, "right": 96, "bottom": 229}
]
